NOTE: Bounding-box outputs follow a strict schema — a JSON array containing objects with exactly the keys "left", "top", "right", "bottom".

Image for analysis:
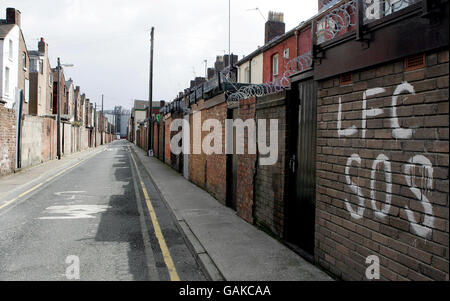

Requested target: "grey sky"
[{"left": 1, "top": 0, "right": 317, "bottom": 110}]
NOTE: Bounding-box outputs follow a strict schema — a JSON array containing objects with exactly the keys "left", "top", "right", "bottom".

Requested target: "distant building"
[
  {"left": 104, "top": 106, "right": 131, "bottom": 139},
  {"left": 0, "top": 8, "right": 30, "bottom": 112},
  {"left": 28, "top": 38, "right": 53, "bottom": 116},
  {"left": 65, "top": 78, "right": 75, "bottom": 120}
]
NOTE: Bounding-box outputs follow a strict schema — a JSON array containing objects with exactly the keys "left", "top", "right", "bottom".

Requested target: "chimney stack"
[
  {"left": 38, "top": 37, "right": 48, "bottom": 54},
  {"left": 6, "top": 8, "right": 21, "bottom": 27},
  {"left": 265, "top": 11, "right": 285, "bottom": 44}
]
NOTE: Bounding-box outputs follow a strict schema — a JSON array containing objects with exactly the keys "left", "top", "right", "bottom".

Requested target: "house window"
[
  {"left": 22, "top": 52, "right": 27, "bottom": 69},
  {"left": 244, "top": 66, "right": 250, "bottom": 83},
  {"left": 24, "top": 79, "right": 29, "bottom": 103},
  {"left": 39, "top": 59, "right": 44, "bottom": 74},
  {"left": 8, "top": 40, "right": 13, "bottom": 60},
  {"left": 38, "top": 87, "right": 42, "bottom": 105},
  {"left": 272, "top": 54, "right": 279, "bottom": 81},
  {"left": 283, "top": 48, "right": 289, "bottom": 59},
  {"left": 4, "top": 67, "right": 10, "bottom": 95}
]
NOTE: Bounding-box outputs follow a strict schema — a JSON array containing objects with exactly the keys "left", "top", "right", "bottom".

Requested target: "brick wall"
[
  {"left": 254, "top": 92, "right": 288, "bottom": 237},
  {"left": 21, "top": 115, "right": 43, "bottom": 168},
  {"left": 204, "top": 101, "right": 228, "bottom": 205},
  {"left": 63, "top": 123, "right": 72, "bottom": 155},
  {"left": 189, "top": 100, "right": 207, "bottom": 189},
  {"left": 0, "top": 106, "right": 17, "bottom": 176},
  {"left": 153, "top": 122, "right": 159, "bottom": 158},
  {"left": 165, "top": 116, "right": 172, "bottom": 165},
  {"left": 315, "top": 50, "right": 449, "bottom": 281},
  {"left": 42, "top": 117, "right": 57, "bottom": 162},
  {"left": 236, "top": 97, "right": 257, "bottom": 223},
  {"left": 158, "top": 120, "right": 165, "bottom": 162}
]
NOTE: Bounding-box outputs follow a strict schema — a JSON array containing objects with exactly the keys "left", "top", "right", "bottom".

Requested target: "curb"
[{"left": 131, "top": 145, "right": 225, "bottom": 281}]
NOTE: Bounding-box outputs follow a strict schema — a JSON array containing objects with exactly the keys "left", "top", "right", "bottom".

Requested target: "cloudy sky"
[{"left": 1, "top": 0, "right": 318, "bottom": 110}]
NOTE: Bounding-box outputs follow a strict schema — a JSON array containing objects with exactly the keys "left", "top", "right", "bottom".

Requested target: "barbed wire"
[
  {"left": 224, "top": 52, "right": 313, "bottom": 104},
  {"left": 316, "top": 0, "right": 357, "bottom": 44}
]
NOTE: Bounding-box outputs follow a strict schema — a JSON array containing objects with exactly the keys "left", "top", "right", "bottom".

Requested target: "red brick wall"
[
  {"left": 254, "top": 92, "right": 288, "bottom": 237},
  {"left": 165, "top": 116, "right": 172, "bottom": 165},
  {"left": 263, "top": 35, "right": 297, "bottom": 83},
  {"left": 189, "top": 100, "right": 207, "bottom": 189},
  {"left": 0, "top": 106, "right": 17, "bottom": 176},
  {"left": 315, "top": 50, "right": 449, "bottom": 281},
  {"left": 153, "top": 122, "right": 159, "bottom": 157},
  {"left": 298, "top": 26, "right": 312, "bottom": 56},
  {"left": 159, "top": 121, "right": 165, "bottom": 161},
  {"left": 236, "top": 97, "right": 257, "bottom": 223},
  {"left": 204, "top": 101, "right": 228, "bottom": 205}
]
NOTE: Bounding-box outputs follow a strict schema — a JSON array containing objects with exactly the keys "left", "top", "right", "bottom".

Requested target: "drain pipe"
[{"left": 15, "top": 89, "right": 23, "bottom": 170}]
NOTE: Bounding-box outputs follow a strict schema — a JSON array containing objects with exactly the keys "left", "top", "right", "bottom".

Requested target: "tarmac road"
[{"left": 0, "top": 140, "right": 205, "bottom": 281}]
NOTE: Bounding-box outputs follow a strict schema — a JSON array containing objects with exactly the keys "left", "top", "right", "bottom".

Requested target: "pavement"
[
  {"left": 0, "top": 140, "right": 206, "bottom": 281},
  {"left": 131, "top": 143, "right": 333, "bottom": 281},
  {"left": 0, "top": 146, "right": 105, "bottom": 208}
]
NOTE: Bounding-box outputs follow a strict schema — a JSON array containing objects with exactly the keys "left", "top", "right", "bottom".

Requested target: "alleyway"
[{"left": 0, "top": 140, "right": 205, "bottom": 281}]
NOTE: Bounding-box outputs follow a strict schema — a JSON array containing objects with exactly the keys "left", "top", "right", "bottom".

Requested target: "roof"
[
  {"left": 134, "top": 100, "right": 162, "bottom": 110},
  {"left": 65, "top": 79, "right": 74, "bottom": 89},
  {"left": 28, "top": 50, "right": 44, "bottom": 57},
  {"left": 0, "top": 24, "right": 15, "bottom": 39},
  {"left": 134, "top": 100, "right": 148, "bottom": 110}
]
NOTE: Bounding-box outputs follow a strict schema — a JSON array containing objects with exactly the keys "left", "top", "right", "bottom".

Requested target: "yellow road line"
[
  {"left": 0, "top": 149, "right": 103, "bottom": 211},
  {"left": 130, "top": 153, "right": 180, "bottom": 281}
]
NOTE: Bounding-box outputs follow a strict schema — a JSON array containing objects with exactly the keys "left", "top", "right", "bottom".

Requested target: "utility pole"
[
  {"left": 228, "top": 0, "right": 231, "bottom": 68},
  {"left": 55, "top": 58, "right": 73, "bottom": 159},
  {"left": 204, "top": 59, "right": 208, "bottom": 79},
  {"left": 148, "top": 27, "right": 154, "bottom": 155},
  {"left": 94, "top": 103, "right": 97, "bottom": 147},
  {"left": 56, "top": 58, "right": 62, "bottom": 160},
  {"left": 101, "top": 94, "right": 104, "bottom": 145}
]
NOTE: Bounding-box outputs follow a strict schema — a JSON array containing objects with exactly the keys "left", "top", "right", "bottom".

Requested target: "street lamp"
[{"left": 57, "top": 58, "right": 74, "bottom": 160}]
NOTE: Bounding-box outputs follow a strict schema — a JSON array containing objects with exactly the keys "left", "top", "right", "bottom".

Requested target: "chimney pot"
[
  {"left": 265, "top": 11, "right": 285, "bottom": 44},
  {"left": 6, "top": 8, "right": 21, "bottom": 27}
]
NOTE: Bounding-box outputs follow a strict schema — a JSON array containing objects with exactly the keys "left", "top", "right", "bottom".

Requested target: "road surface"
[{"left": 0, "top": 140, "right": 205, "bottom": 281}]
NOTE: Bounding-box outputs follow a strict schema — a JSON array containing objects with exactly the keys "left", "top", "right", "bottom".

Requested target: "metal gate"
[
  {"left": 285, "top": 74, "right": 317, "bottom": 259},
  {"left": 226, "top": 107, "right": 238, "bottom": 211}
]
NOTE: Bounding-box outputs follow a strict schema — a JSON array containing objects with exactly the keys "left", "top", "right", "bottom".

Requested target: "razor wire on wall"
[
  {"left": 225, "top": 52, "right": 313, "bottom": 104},
  {"left": 316, "top": 0, "right": 357, "bottom": 44}
]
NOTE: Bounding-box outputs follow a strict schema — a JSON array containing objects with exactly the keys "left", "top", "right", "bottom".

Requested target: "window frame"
[
  {"left": 272, "top": 54, "right": 279, "bottom": 81},
  {"left": 4, "top": 67, "right": 10, "bottom": 95},
  {"left": 8, "top": 40, "right": 13, "bottom": 60},
  {"left": 22, "top": 52, "right": 27, "bottom": 70},
  {"left": 38, "top": 86, "right": 42, "bottom": 105}
]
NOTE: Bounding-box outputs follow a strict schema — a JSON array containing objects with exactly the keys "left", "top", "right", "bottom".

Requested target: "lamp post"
[{"left": 56, "top": 58, "right": 74, "bottom": 160}]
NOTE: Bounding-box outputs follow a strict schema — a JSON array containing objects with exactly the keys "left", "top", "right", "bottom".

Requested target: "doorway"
[
  {"left": 285, "top": 75, "right": 317, "bottom": 258},
  {"left": 226, "top": 107, "right": 238, "bottom": 211}
]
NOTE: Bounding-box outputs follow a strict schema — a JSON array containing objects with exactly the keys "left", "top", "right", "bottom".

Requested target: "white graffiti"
[
  {"left": 370, "top": 154, "right": 392, "bottom": 219},
  {"left": 345, "top": 154, "right": 365, "bottom": 220},
  {"left": 391, "top": 82, "right": 414, "bottom": 139},
  {"left": 362, "top": 88, "right": 385, "bottom": 139},
  {"left": 338, "top": 97, "right": 358, "bottom": 137},
  {"left": 403, "top": 155, "right": 435, "bottom": 238},
  {"left": 340, "top": 82, "right": 435, "bottom": 238}
]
